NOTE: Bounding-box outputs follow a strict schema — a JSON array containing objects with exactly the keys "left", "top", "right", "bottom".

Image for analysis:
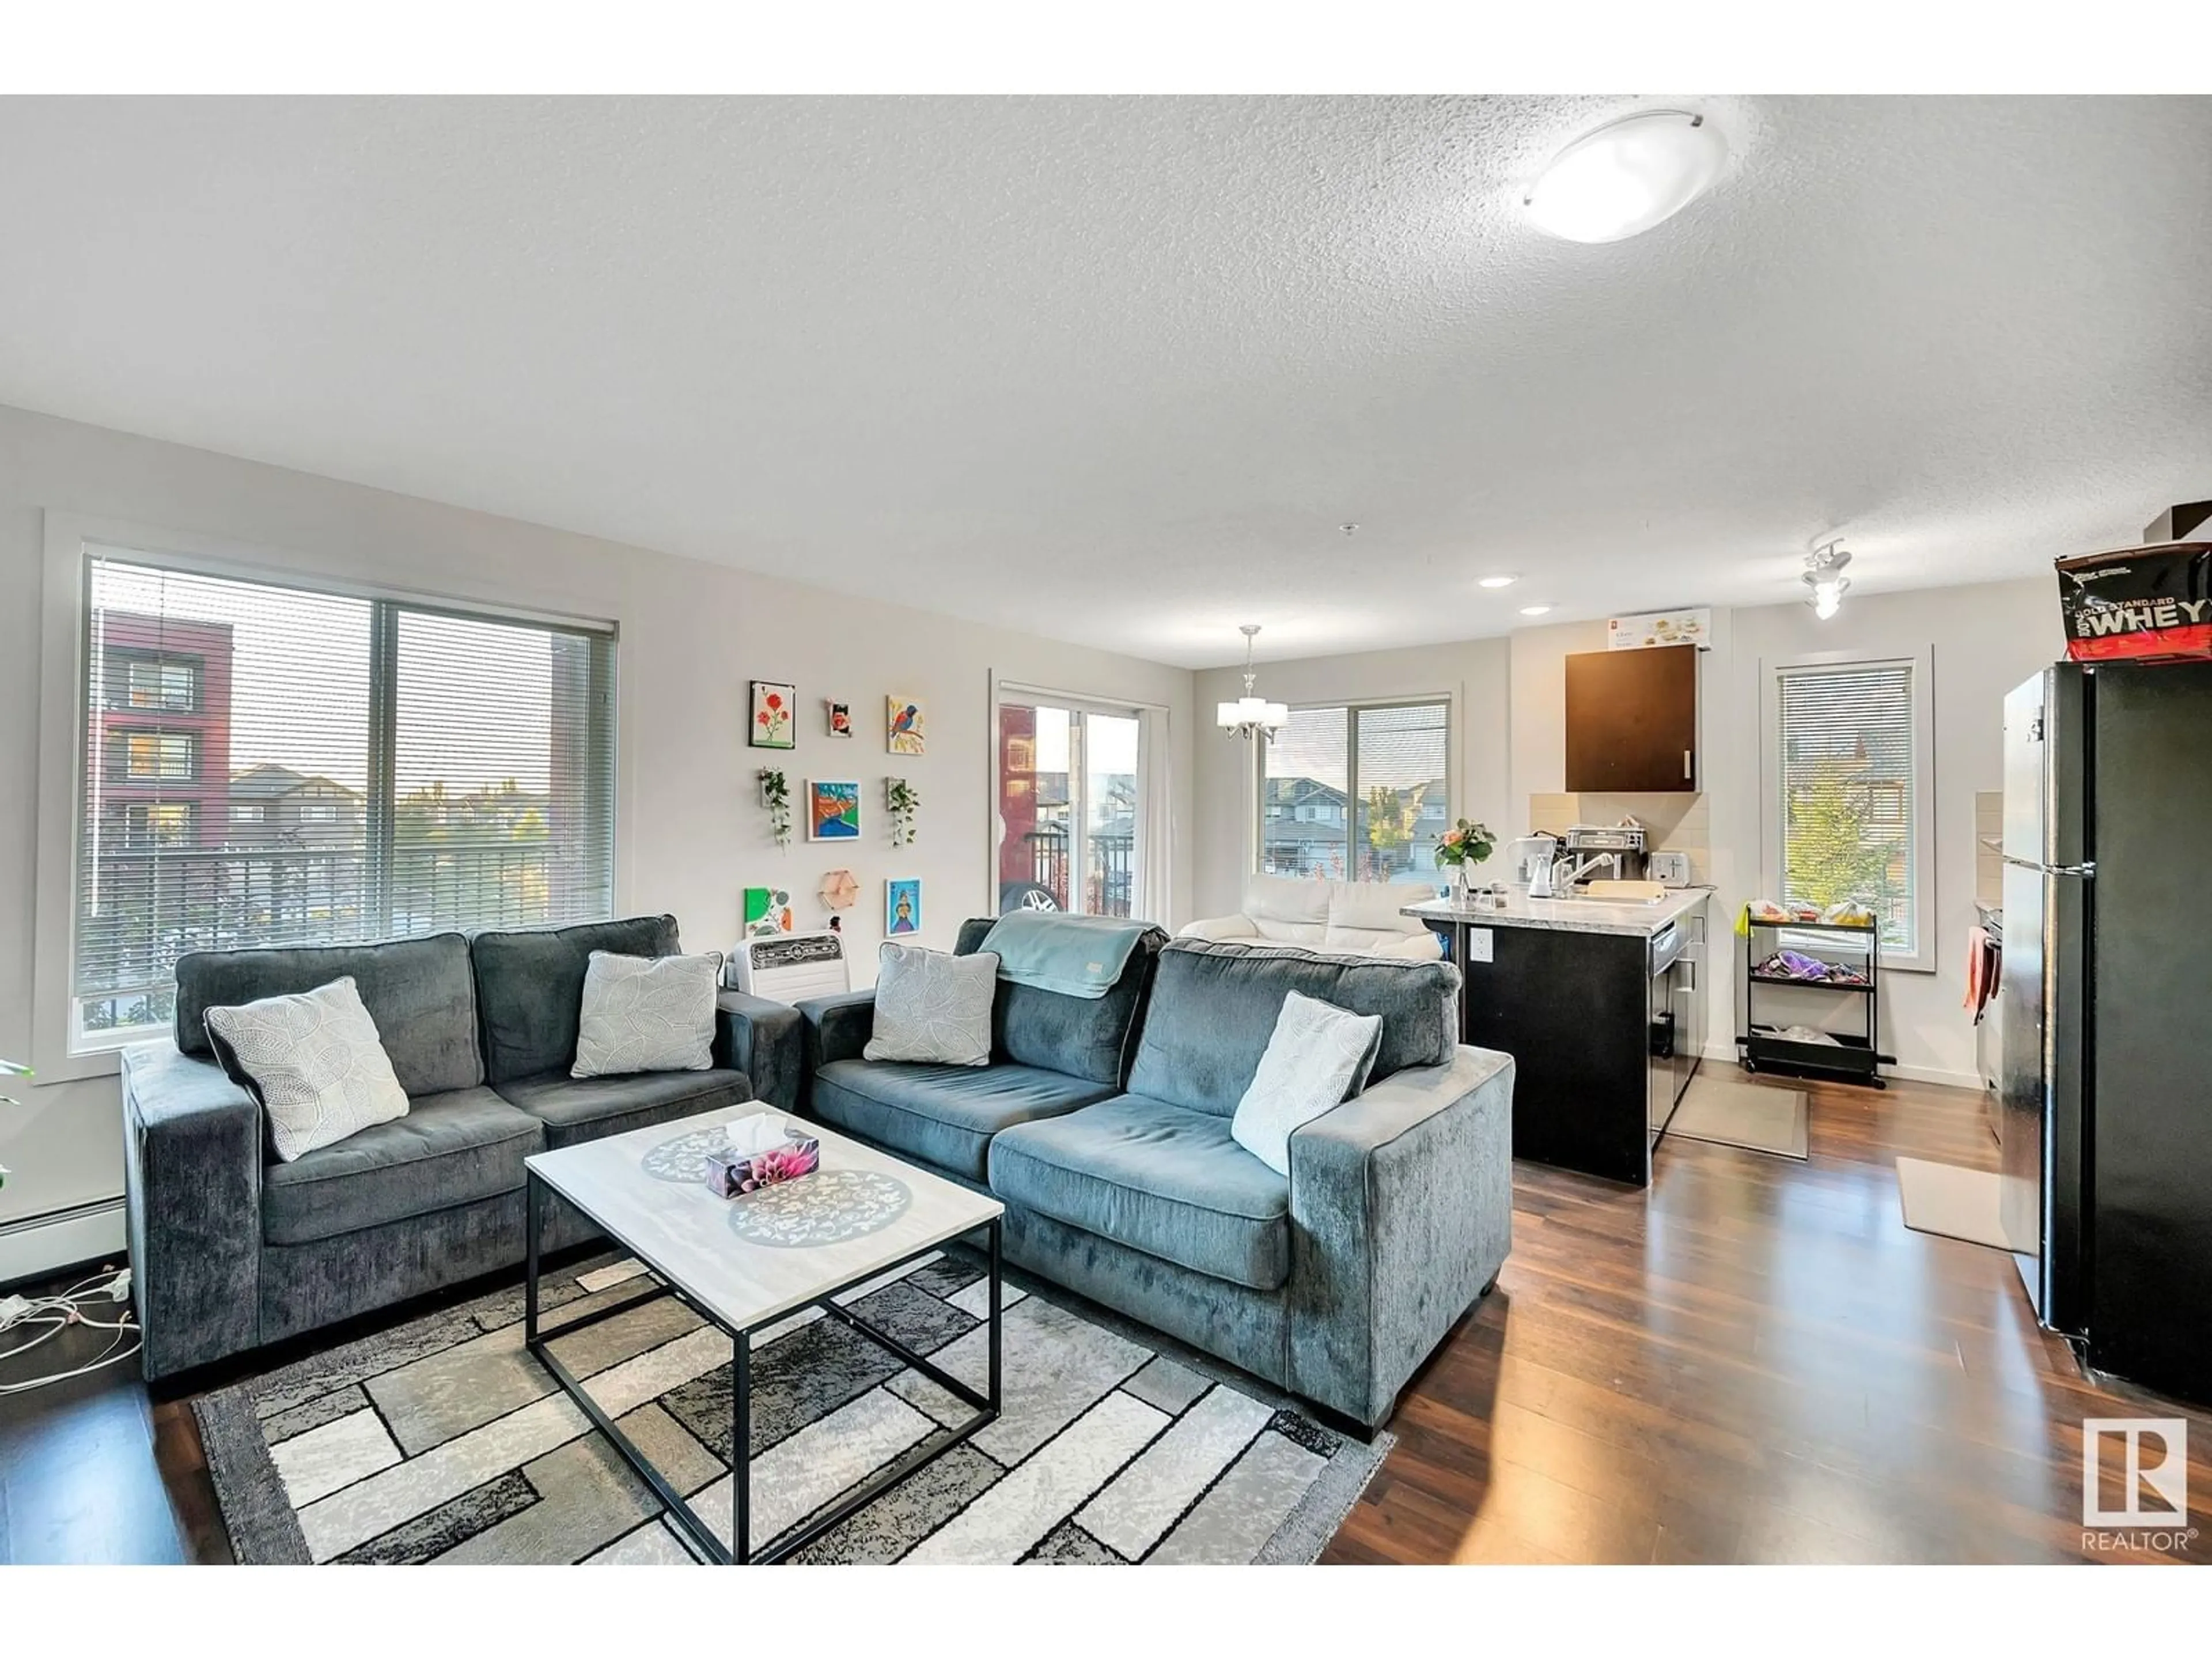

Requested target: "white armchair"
[{"left": 1180, "top": 874, "right": 1444, "bottom": 962}]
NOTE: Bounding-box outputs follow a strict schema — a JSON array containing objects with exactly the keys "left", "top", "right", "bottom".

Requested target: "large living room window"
[
  {"left": 1766, "top": 650, "right": 1935, "bottom": 972},
  {"left": 69, "top": 551, "right": 617, "bottom": 1051},
  {"left": 1259, "top": 699, "right": 1451, "bottom": 884}
]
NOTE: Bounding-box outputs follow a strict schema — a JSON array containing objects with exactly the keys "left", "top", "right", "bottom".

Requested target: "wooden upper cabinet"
[{"left": 1565, "top": 644, "right": 1700, "bottom": 793}]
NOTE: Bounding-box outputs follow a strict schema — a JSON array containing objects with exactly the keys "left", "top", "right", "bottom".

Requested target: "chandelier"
[{"left": 1216, "top": 624, "right": 1289, "bottom": 742}]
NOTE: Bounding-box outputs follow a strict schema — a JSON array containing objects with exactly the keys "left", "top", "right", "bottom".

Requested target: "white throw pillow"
[
  {"left": 1230, "top": 990, "right": 1384, "bottom": 1177},
  {"left": 863, "top": 944, "right": 999, "bottom": 1067},
  {"left": 203, "top": 976, "right": 411, "bottom": 1163},
  {"left": 573, "top": 952, "right": 721, "bottom": 1077}
]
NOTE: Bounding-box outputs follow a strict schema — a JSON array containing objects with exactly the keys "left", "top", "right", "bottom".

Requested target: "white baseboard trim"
[
  {"left": 0, "top": 1196, "right": 127, "bottom": 1289},
  {"left": 1698, "top": 1043, "right": 1982, "bottom": 1094}
]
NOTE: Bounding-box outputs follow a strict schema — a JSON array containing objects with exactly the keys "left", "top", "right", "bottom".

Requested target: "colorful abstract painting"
[
  {"left": 743, "top": 886, "right": 795, "bottom": 937},
  {"left": 750, "top": 681, "right": 795, "bottom": 749},
  {"left": 887, "top": 696, "right": 926, "bottom": 756},
  {"left": 886, "top": 877, "right": 922, "bottom": 936},
  {"left": 806, "top": 779, "right": 862, "bottom": 840}
]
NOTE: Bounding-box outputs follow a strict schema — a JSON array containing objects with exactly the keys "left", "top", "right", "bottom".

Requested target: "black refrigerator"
[{"left": 1998, "top": 658, "right": 2212, "bottom": 1402}]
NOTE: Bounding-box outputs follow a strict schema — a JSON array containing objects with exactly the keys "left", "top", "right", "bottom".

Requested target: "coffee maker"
[{"left": 1560, "top": 823, "right": 1650, "bottom": 885}]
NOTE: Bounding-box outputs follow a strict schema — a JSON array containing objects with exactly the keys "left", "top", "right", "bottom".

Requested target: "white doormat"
[
  {"left": 1664, "top": 1075, "right": 1809, "bottom": 1160},
  {"left": 1895, "top": 1157, "right": 2031, "bottom": 1251}
]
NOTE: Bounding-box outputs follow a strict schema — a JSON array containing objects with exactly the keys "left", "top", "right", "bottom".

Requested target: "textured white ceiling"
[{"left": 1, "top": 96, "right": 2207, "bottom": 668}]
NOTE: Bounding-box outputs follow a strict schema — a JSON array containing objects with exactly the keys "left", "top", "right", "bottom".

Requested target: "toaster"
[{"left": 1649, "top": 850, "right": 1693, "bottom": 888}]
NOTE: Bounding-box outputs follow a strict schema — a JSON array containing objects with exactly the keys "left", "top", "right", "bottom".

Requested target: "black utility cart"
[{"left": 1737, "top": 910, "right": 1895, "bottom": 1089}]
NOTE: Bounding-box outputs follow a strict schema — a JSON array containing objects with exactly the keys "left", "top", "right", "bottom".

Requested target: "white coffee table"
[{"left": 523, "top": 1101, "right": 1004, "bottom": 1564}]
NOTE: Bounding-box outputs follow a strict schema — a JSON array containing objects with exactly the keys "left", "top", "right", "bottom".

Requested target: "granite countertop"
[{"left": 1403, "top": 886, "right": 1713, "bottom": 939}]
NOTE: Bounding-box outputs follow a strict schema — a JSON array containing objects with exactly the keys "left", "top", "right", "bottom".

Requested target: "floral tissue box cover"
[{"left": 704, "top": 1134, "right": 821, "bottom": 1198}]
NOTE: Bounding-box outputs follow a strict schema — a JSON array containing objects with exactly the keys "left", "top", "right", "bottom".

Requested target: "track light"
[{"left": 1804, "top": 540, "right": 1852, "bottom": 620}]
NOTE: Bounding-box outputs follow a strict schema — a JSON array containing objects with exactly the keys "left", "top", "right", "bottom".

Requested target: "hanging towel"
[
  {"left": 1963, "top": 926, "right": 2001, "bottom": 1024},
  {"left": 978, "top": 911, "right": 1150, "bottom": 999}
]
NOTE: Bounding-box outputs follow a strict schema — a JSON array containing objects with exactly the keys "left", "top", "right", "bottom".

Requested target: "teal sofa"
[{"left": 798, "top": 921, "right": 1514, "bottom": 1431}]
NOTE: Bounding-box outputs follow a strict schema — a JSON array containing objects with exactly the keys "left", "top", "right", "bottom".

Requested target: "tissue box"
[{"left": 704, "top": 1135, "right": 821, "bottom": 1199}]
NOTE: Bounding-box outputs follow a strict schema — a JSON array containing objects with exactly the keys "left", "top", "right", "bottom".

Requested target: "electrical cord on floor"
[{"left": 0, "top": 1267, "right": 142, "bottom": 1394}]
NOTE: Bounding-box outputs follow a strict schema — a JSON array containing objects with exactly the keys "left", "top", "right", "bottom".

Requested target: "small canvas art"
[
  {"left": 827, "top": 700, "right": 853, "bottom": 738},
  {"left": 886, "top": 878, "right": 922, "bottom": 936},
  {"left": 887, "top": 696, "right": 926, "bottom": 756},
  {"left": 751, "top": 681, "right": 796, "bottom": 749},
  {"left": 806, "top": 779, "right": 862, "bottom": 840},
  {"left": 743, "top": 886, "right": 795, "bottom": 937}
]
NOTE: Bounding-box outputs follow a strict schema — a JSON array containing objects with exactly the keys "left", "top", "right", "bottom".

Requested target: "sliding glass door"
[{"left": 995, "top": 691, "right": 1149, "bottom": 919}]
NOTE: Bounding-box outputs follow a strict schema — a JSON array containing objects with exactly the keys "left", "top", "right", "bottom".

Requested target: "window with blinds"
[
  {"left": 1259, "top": 699, "right": 1450, "bottom": 884},
  {"left": 73, "top": 552, "right": 616, "bottom": 1051},
  {"left": 1775, "top": 659, "right": 1919, "bottom": 953}
]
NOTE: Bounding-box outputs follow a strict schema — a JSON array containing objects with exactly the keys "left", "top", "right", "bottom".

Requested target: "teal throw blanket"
[{"left": 978, "top": 912, "right": 1149, "bottom": 1000}]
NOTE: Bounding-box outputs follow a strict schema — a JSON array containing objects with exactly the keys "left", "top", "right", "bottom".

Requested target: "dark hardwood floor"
[
  {"left": 1325, "top": 1071, "right": 2212, "bottom": 1565},
  {"left": 3, "top": 1070, "right": 2205, "bottom": 1565}
]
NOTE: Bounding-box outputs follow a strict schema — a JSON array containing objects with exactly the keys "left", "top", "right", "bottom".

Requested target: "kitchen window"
[
  {"left": 1258, "top": 699, "right": 1452, "bottom": 885},
  {"left": 1764, "top": 650, "right": 1936, "bottom": 971},
  {"left": 67, "top": 550, "right": 618, "bottom": 1051}
]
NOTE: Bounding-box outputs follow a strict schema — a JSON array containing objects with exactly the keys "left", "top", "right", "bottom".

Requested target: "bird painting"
[{"left": 887, "top": 696, "right": 926, "bottom": 756}]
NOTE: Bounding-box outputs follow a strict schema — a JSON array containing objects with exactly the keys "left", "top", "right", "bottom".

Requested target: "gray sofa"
[
  {"left": 122, "top": 914, "right": 802, "bottom": 1381},
  {"left": 800, "top": 921, "right": 1514, "bottom": 1430}
]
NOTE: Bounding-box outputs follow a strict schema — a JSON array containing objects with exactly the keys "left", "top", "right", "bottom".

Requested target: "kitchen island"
[{"left": 1404, "top": 888, "right": 1711, "bottom": 1185}]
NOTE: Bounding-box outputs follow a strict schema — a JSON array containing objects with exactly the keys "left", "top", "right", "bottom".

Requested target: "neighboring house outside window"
[{"left": 1259, "top": 699, "right": 1453, "bottom": 885}]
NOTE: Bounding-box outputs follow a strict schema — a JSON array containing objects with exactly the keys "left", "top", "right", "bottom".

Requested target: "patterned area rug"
[{"left": 194, "top": 1244, "right": 1389, "bottom": 1565}]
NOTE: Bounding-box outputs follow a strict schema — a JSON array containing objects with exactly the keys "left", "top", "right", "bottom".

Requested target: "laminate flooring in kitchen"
[
  {"left": 3, "top": 1071, "right": 2206, "bottom": 1565},
  {"left": 1324, "top": 1070, "right": 2211, "bottom": 1565}
]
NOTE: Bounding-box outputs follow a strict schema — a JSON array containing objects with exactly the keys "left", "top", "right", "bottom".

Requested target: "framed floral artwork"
[
  {"left": 806, "top": 779, "right": 862, "bottom": 840},
  {"left": 750, "top": 681, "right": 796, "bottom": 749},
  {"left": 887, "top": 696, "right": 926, "bottom": 756}
]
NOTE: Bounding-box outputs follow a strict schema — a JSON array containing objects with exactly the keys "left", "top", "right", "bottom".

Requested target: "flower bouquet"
[{"left": 1431, "top": 818, "right": 1497, "bottom": 900}]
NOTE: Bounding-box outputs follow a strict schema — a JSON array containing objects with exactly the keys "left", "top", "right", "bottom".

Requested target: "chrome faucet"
[{"left": 1553, "top": 851, "right": 1618, "bottom": 891}]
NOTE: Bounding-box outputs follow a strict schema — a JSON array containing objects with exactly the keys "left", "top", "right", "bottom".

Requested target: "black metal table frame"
[{"left": 524, "top": 1169, "right": 1003, "bottom": 1565}]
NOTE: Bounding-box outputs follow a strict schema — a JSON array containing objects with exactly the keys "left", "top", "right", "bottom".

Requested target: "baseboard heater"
[{"left": 0, "top": 1196, "right": 128, "bottom": 1292}]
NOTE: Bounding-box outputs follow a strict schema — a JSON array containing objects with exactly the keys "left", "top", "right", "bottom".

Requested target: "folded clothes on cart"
[{"left": 1756, "top": 949, "right": 1870, "bottom": 986}]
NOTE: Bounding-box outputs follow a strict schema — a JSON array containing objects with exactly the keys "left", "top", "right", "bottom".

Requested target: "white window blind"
[
  {"left": 1776, "top": 660, "right": 1919, "bottom": 953},
  {"left": 1259, "top": 699, "right": 1449, "bottom": 884},
  {"left": 73, "top": 554, "right": 616, "bottom": 1050}
]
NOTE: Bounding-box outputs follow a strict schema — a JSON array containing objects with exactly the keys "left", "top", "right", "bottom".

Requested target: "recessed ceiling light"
[
  {"left": 1524, "top": 110, "right": 1728, "bottom": 244},
  {"left": 1520, "top": 604, "right": 1555, "bottom": 617},
  {"left": 1478, "top": 575, "right": 1519, "bottom": 589}
]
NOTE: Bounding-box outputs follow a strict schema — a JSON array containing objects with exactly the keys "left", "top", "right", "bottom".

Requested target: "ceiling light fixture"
[
  {"left": 1802, "top": 539, "right": 1853, "bottom": 620},
  {"left": 1519, "top": 604, "right": 1555, "bottom": 617},
  {"left": 1216, "top": 624, "right": 1289, "bottom": 742},
  {"left": 1524, "top": 110, "right": 1728, "bottom": 244},
  {"left": 1479, "top": 575, "right": 1519, "bottom": 589}
]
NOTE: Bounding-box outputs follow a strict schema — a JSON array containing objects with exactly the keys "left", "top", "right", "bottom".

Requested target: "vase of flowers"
[{"left": 1432, "top": 818, "right": 1496, "bottom": 903}]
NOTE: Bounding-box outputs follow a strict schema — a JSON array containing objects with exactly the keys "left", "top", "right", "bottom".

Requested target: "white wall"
[
  {"left": 0, "top": 403, "right": 1194, "bottom": 1256},
  {"left": 1707, "top": 577, "right": 2059, "bottom": 1086},
  {"left": 1189, "top": 578, "right": 2063, "bottom": 1087},
  {"left": 1190, "top": 638, "right": 1512, "bottom": 918}
]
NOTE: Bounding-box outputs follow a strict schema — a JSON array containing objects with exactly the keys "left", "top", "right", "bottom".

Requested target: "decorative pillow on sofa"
[
  {"left": 1229, "top": 990, "right": 1384, "bottom": 1176},
  {"left": 864, "top": 942, "right": 999, "bottom": 1067},
  {"left": 572, "top": 952, "right": 721, "bottom": 1078},
  {"left": 203, "top": 976, "right": 411, "bottom": 1163}
]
